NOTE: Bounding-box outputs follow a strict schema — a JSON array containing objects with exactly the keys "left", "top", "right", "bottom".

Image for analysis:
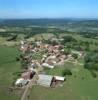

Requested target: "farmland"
[
  {"left": 0, "top": 19, "right": 98, "bottom": 100},
  {"left": 0, "top": 46, "right": 21, "bottom": 100}
]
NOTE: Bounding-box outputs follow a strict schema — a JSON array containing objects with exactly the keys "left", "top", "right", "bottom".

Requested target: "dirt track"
[{"left": 21, "top": 75, "right": 37, "bottom": 100}]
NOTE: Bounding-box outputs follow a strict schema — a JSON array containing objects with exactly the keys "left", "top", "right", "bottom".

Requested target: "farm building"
[
  {"left": 37, "top": 74, "right": 65, "bottom": 87},
  {"left": 15, "top": 78, "right": 29, "bottom": 86},
  {"left": 21, "top": 70, "right": 36, "bottom": 80},
  {"left": 54, "top": 76, "right": 65, "bottom": 81},
  {"left": 51, "top": 76, "right": 65, "bottom": 87},
  {"left": 37, "top": 74, "right": 53, "bottom": 87}
]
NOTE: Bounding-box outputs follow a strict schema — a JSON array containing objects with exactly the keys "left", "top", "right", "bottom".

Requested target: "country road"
[{"left": 21, "top": 75, "right": 37, "bottom": 100}]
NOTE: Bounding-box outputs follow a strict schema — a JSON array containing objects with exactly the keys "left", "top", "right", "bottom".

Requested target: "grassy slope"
[
  {"left": 29, "top": 63, "right": 98, "bottom": 100},
  {"left": 0, "top": 46, "right": 21, "bottom": 100}
]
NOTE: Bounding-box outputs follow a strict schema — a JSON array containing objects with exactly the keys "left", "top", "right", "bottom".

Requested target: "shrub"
[{"left": 62, "top": 69, "right": 72, "bottom": 76}]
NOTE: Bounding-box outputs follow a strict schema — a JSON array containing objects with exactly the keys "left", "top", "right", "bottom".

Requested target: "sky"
[{"left": 0, "top": 0, "right": 98, "bottom": 19}]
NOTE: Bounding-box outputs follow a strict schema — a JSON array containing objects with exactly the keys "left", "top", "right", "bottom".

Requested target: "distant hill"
[{"left": 0, "top": 18, "right": 98, "bottom": 27}]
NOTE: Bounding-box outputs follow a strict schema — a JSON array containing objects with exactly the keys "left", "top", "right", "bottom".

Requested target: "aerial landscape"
[{"left": 0, "top": 0, "right": 98, "bottom": 100}]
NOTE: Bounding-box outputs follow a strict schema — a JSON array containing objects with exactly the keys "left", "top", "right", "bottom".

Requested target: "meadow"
[{"left": 0, "top": 46, "right": 21, "bottom": 100}]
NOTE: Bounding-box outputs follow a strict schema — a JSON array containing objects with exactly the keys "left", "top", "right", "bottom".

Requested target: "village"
[
  {"left": 0, "top": 0, "right": 98, "bottom": 99},
  {"left": 15, "top": 37, "right": 84, "bottom": 89}
]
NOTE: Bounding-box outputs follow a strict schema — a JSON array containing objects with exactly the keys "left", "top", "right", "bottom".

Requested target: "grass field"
[
  {"left": 29, "top": 62, "right": 98, "bottom": 100},
  {"left": 0, "top": 46, "right": 21, "bottom": 100},
  {"left": 45, "top": 62, "right": 76, "bottom": 76},
  {"left": 0, "top": 34, "right": 98, "bottom": 100}
]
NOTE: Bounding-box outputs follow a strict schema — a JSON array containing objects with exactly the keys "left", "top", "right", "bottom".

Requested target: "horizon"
[
  {"left": 0, "top": 18, "right": 98, "bottom": 20},
  {"left": 0, "top": 0, "right": 98, "bottom": 19}
]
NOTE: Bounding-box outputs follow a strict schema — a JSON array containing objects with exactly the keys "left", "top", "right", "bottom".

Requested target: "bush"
[
  {"left": 64, "top": 48, "right": 71, "bottom": 55},
  {"left": 72, "top": 53, "right": 78, "bottom": 59},
  {"left": 62, "top": 36, "right": 77, "bottom": 44},
  {"left": 84, "top": 52, "right": 98, "bottom": 70},
  {"left": 62, "top": 69, "right": 72, "bottom": 76},
  {"left": 90, "top": 70, "right": 97, "bottom": 78}
]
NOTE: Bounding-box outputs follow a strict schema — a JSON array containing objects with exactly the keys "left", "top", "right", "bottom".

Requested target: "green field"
[
  {"left": 0, "top": 35, "right": 98, "bottom": 100},
  {"left": 0, "top": 46, "right": 21, "bottom": 100},
  {"left": 0, "top": 45, "right": 98, "bottom": 100},
  {"left": 29, "top": 63, "right": 98, "bottom": 100}
]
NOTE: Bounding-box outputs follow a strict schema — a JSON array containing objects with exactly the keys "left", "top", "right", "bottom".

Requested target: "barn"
[{"left": 37, "top": 74, "right": 53, "bottom": 87}]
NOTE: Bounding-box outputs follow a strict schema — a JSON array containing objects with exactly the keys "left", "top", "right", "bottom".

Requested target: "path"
[{"left": 65, "top": 59, "right": 84, "bottom": 66}]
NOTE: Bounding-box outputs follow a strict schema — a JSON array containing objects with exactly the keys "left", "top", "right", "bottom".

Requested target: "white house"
[{"left": 42, "top": 63, "right": 54, "bottom": 69}]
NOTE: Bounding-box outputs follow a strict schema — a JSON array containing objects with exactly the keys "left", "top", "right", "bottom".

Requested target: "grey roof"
[
  {"left": 37, "top": 74, "right": 53, "bottom": 87},
  {"left": 15, "top": 78, "right": 29, "bottom": 86}
]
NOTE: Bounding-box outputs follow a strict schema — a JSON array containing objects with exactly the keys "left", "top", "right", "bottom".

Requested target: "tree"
[
  {"left": 84, "top": 42, "right": 90, "bottom": 51},
  {"left": 72, "top": 53, "right": 78, "bottom": 59},
  {"left": 90, "top": 70, "right": 97, "bottom": 78},
  {"left": 61, "top": 36, "right": 77, "bottom": 45},
  {"left": 7, "top": 34, "right": 17, "bottom": 41},
  {"left": 64, "top": 48, "right": 71, "bottom": 55},
  {"left": 84, "top": 52, "right": 98, "bottom": 70},
  {"left": 62, "top": 69, "right": 72, "bottom": 76}
]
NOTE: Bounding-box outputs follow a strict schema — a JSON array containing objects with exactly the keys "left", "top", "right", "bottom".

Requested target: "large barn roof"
[{"left": 37, "top": 74, "right": 53, "bottom": 87}]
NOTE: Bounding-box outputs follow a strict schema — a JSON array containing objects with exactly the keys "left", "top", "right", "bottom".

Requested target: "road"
[{"left": 21, "top": 75, "right": 37, "bottom": 100}]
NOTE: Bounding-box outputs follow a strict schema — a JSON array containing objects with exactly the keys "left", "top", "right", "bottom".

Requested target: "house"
[
  {"left": 36, "top": 41, "right": 42, "bottom": 46},
  {"left": 42, "top": 63, "right": 54, "bottom": 69},
  {"left": 20, "top": 41, "right": 24, "bottom": 45},
  {"left": 15, "top": 78, "right": 29, "bottom": 86},
  {"left": 28, "top": 67, "right": 37, "bottom": 73},
  {"left": 46, "top": 59, "right": 56, "bottom": 65},
  {"left": 21, "top": 70, "right": 35, "bottom": 80},
  {"left": 48, "top": 55, "right": 56, "bottom": 60},
  {"left": 37, "top": 74, "right": 53, "bottom": 87}
]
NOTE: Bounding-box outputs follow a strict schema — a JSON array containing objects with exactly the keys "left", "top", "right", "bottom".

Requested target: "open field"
[
  {"left": 0, "top": 46, "right": 21, "bottom": 100},
  {"left": 0, "top": 37, "right": 20, "bottom": 46}
]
